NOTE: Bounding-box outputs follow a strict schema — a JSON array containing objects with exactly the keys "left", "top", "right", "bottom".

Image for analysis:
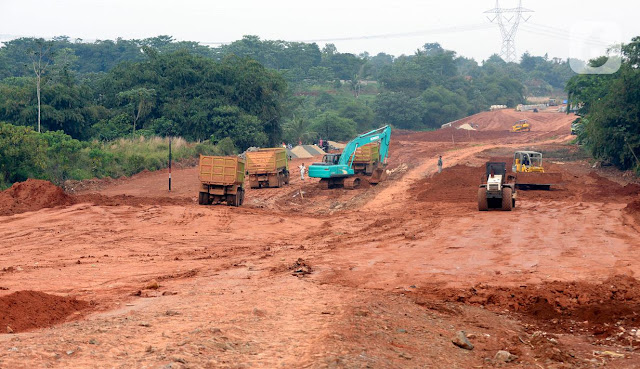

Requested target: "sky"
[{"left": 1, "top": 0, "right": 638, "bottom": 62}]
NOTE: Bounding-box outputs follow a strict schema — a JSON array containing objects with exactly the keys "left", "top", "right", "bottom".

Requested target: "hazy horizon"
[{"left": 1, "top": 0, "right": 638, "bottom": 62}]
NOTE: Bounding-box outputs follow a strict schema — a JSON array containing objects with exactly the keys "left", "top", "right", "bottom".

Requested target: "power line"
[{"left": 485, "top": 0, "right": 533, "bottom": 62}]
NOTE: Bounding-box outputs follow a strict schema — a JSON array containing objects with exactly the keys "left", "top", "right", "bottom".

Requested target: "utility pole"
[{"left": 485, "top": 0, "right": 533, "bottom": 63}]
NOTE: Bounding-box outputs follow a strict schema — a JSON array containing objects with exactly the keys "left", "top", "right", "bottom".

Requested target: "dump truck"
[
  {"left": 352, "top": 142, "right": 381, "bottom": 176},
  {"left": 478, "top": 162, "right": 516, "bottom": 211},
  {"left": 512, "top": 151, "right": 562, "bottom": 190},
  {"left": 246, "top": 148, "right": 289, "bottom": 189},
  {"left": 198, "top": 155, "right": 245, "bottom": 207},
  {"left": 511, "top": 119, "right": 531, "bottom": 132}
]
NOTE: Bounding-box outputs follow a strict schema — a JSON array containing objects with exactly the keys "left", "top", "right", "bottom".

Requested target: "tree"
[
  {"left": 29, "top": 39, "right": 54, "bottom": 132},
  {"left": 283, "top": 115, "right": 316, "bottom": 144},
  {"left": 117, "top": 88, "right": 156, "bottom": 135},
  {"left": 310, "top": 112, "right": 357, "bottom": 141}
]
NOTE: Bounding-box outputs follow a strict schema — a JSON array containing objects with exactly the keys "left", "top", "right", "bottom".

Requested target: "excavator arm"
[{"left": 339, "top": 125, "right": 391, "bottom": 167}]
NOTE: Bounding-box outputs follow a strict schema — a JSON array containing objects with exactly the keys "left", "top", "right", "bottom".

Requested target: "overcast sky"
[{"left": 1, "top": 0, "right": 638, "bottom": 62}]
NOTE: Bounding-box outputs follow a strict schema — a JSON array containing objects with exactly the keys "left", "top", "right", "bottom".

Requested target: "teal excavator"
[{"left": 308, "top": 125, "right": 391, "bottom": 189}]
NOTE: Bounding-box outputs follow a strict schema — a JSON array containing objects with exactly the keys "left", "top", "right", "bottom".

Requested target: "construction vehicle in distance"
[
  {"left": 478, "top": 162, "right": 516, "bottom": 211},
  {"left": 246, "top": 148, "right": 289, "bottom": 188},
  {"left": 308, "top": 125, "right": 391, "bottom": 189},
  {"left": 548, "top": 98, "right": 558, "bottom": 106},
  {"left": 198, "top": 155, "right": 245, "bottom": 206},
  {"left": 511, "top": 119, "right": 531, "bottom": 132},
  {"left": 512, "top": 151, "right": 562, "bottom": 190}
]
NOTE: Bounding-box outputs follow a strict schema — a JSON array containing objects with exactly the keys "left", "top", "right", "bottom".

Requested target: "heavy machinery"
[
  {"left": 308, "top": 125, "right": 391, "bottom": 189},
  {"left": 511, "top": 119, "right": 531, "bottom": 132},
  {"left": 198, "top": 155, "right": 245, "bottom": 206},
  {"left": 246, "top": 148, "right": 289, "bottom": 188},
  {"left": 512, "top": 151, "right": 562, "bottom": 190},
  {"left": 478, "top": 162, "right": 516, "bottom": 211}
]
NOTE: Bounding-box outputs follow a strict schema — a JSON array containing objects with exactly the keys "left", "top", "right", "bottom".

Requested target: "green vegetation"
[
  {"left": 0, "top": 122, "right": 223, "bottom": 189},
  {"left": 2, "top": 32, "right": 632, "bottom": 188},
  {"left": 566, "top": 36, "right": 640, "bottom": 173}
]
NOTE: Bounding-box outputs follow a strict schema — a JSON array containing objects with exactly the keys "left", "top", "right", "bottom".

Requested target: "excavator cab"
[{"left": 322, "top": 154, "right": 341, "bottom": 165}]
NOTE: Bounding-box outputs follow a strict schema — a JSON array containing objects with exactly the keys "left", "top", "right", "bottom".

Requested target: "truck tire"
[
  {"left": 502, "top": 187, "right": 513, "bottom": 211},
  {"left": 478, "top": 188, "right": 488, "bottom": 211},
  {"left": 198, "top": 192, "right": 209, "bottom": 205}
]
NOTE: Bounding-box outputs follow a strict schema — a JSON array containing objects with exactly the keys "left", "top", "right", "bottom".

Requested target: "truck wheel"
[
  {"left": 198, "top": 192, "right": 209, "bottom": 205},
  {"left": 478, "top": 188, "right": 488, "bottom": 211},
  {"left": 226, "top": 195, "right": 236, "bottom": 207},
  {"left": 502, "top": 187, "right": 513, "bottom": 211}
]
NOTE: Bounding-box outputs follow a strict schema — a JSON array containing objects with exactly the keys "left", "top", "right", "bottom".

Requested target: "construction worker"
[
  {"left": 299, "top": 163, "right": 306, "bottom": 180},
  {"left": 437, "top": 156, "right": 443, "bottom": 173}
]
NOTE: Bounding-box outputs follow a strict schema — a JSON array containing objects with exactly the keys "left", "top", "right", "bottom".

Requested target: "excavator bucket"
[
  {"left": 515, "top": 172, "right": 563, "bottom": 190},
  {"left": 369, "top": 167, "right": 388, "bottom": 185}
]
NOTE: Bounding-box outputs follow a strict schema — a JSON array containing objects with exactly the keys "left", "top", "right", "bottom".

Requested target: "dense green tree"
[
  {"left": 567, "top": 36, "right": 640, "bottom": 171},
  {"left": 311, "top": 112, "right": 357, "bottom": 141}
]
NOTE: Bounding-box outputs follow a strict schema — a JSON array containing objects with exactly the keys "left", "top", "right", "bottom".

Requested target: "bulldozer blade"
[{"left": 515, "top": 172, "right": 563, "bottom": 190}]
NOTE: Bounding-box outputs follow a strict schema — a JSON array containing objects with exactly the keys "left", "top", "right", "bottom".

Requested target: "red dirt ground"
[
  {"left": 0, "top": 291, "right": 90, "bottom": 333},
  {"left": 2, "top": 109, "right": 640, "bottom": 368}
]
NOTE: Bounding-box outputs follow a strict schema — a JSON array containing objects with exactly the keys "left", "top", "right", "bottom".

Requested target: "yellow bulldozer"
[
  {"left": 512, "top": 151, "right": 562, "bottom": 190},
  {"left": 511, "top": 119, "right": 531, "bottom": 132}
]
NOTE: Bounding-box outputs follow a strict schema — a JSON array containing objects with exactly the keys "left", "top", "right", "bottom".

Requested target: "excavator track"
[{"left": 343, "top": 177, "right": 361, "bottom": 190}]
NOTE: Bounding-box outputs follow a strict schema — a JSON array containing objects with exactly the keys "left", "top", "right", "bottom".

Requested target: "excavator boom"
[{"left": 308, "top": 126, "right": 391, "bottom": 188}]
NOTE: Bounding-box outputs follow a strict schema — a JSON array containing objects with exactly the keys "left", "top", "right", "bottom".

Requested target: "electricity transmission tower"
[{"left": 485, "top": 0, "right": 533, "bottom": 62}]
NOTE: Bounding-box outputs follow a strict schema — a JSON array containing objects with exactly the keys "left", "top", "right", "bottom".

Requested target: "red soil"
[
  {"left": 0, "top": 179, "right": 73, "bottom": 216},
  {"left": 0, "top": 291, "right": 89, "bottom": 333}
]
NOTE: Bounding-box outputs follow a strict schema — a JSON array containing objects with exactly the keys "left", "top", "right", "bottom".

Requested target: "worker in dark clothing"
[{"left": 437, "top": 155, "right": 443, "bottom": 173}]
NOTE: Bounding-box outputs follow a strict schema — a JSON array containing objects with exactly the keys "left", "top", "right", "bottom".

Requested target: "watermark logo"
[{"left": 569, "top": 21, "right": 622, "bottom": 74}]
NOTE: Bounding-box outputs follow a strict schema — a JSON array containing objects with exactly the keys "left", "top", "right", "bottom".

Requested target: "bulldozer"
[
  {"left": 512, "top": 151, "right": 562, "bottom": 190},
  {"left": 478, "top": 162, "right": 516, "bottom": 211},
  {"left": 511, "top": 119, "right": 531, "bottom": 132}
]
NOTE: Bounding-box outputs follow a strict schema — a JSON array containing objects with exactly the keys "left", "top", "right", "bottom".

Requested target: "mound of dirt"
[
  {"left": 415, "top": 275, "right": 640, "bottom": 340},
  {"left": 0, "top": 291, "right": 90, "bottom": 333},
  {"left": 0, "top": 179, "right": 73, "bottom": 216},
  {"left": 413, "top": 164, "right": 484, "bottom": 203}
]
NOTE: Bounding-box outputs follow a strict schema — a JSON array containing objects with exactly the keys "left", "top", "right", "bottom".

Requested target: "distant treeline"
[{"left": 0, "top": 35, "right": 576, "bottom": 146}]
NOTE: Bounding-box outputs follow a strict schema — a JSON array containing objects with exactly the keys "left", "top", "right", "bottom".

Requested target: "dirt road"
[{"left": 2, "top": 109, "right": 640, "bottom": 368}]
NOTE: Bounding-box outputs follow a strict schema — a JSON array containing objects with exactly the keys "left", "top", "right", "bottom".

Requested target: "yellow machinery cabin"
[{"left": 511, "top": 119, "right": 531, "bottom": 132}]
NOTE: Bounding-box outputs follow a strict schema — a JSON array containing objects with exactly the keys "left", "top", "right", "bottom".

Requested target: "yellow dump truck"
[
  {"left": 351, "top": 142, "right": 381, "bottom": 175},
  {"left": 246, "top": 148, "right": 289, "bottom": 189},
  {"left": 198, "top": 155, "right": 245, "bottom": 206}
]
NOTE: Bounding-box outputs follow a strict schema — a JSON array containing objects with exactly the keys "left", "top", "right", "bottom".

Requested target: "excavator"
[{"left": 308, "top": 125, "right": 391, "bottom": 189}]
